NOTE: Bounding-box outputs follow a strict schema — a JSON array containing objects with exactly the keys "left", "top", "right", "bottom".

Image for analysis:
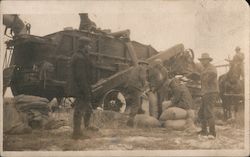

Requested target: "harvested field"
[{"left": 3, "top": 98, "right": 245, "bottom": 151}]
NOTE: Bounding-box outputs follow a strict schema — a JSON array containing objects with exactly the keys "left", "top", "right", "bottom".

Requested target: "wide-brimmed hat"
[{"left": 198, "top": 53, "right": 213, "bottom": 61}]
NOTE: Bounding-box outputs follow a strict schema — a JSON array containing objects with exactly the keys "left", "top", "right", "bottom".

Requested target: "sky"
[
  {"left": 1, "top": 0, "right": 249, "bottom": 63},
  {"left": 1, "top": 0, "right": 249, "bottom": 96}
]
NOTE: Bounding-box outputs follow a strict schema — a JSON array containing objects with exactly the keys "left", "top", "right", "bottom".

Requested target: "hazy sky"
[{"left": 1, "top": 0, "right": 248, "bottom": 64}]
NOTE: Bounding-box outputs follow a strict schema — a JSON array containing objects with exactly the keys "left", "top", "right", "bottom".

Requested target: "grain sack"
[
  {"left": 14, "top": 95, "right": 50, "bottom": 129},
  {"left": 89, "top": 110, "right": 128, "bottom": 129},
  {"left": 159, "top": 107, "right": 187, "bottom": 121},
  {"left": 148, "top": 91, "right": 158, "bottom": 119},
  {"left": 3, "top": 98, "right": 32, "bottom": 134},
  {"left": 16, "top": 101, "right": 50, "bottom": 115},
  {"left": 14, "top": 94, "right": 49, "bottom": 104},
  {"left": 163, "top": 119, "right": 187, "bottom": 130},
  {"left": 3, "top": 98, "right": 23, "bottom": 132},
  {"left": 6, "top": 123, "right": 32, "bottom": 134},
  {"left": 134, "top": 114, "right": 161, "bottom": 128}
]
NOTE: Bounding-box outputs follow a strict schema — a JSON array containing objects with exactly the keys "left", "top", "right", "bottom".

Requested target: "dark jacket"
[
  {"left": 171, "top": 84, "right": 193, "bottom": 110},
  {"left": 71, "top": 49, "right": 92, "bottom": 99},
  {"left": 232, "top": 52, "right": 244, "bottom": 64},
  {"left": 201, "top": 63, "right": 219, "bottom": 95}
]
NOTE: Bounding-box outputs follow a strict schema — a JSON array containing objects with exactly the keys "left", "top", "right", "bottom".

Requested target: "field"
[{"left": 3, "top": 99, "right": 245, "bottom": 151}]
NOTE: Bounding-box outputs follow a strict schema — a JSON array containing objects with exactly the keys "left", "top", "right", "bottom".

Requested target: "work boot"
[
  {"left": 208, "top": 118, "right": 216, "bottom": 139},
  {"left": 208, "top": 132, "right": 216, "bottom": 140},
  {"left": 197, "top": 121, "right": 208, "bottom": 136},
  {"left": 208, "top": 126, "right": 216, "bottom": 139}
]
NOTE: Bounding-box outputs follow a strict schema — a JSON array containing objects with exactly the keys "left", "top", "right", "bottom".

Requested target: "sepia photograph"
[{"left": 0, "top": 0, "right": 249, "bottom": 156}]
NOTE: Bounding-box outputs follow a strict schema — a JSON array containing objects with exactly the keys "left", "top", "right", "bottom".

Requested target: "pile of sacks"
[
  {"left": 3, "top": 95, "right": 68, "bottom": 134},
  {"left": 159, "top": 102, "right": 191, "bottom": 130},
  {"left": 14, "top": 95, "right": 51, "bottom": 129},
  {"left": 133, "top": 114, "right": 161, "bottom": 128},
  {"left": 3, "top": 98, "right": 32, "bottom": 134}
]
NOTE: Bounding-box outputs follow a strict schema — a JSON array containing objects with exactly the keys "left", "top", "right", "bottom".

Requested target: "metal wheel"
[{"left": 101, "top": 89, "right": 126, "bottom": 113}]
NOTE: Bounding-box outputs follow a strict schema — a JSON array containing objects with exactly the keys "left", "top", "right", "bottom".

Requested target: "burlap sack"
[
  {"left": 16, "top": 101, "right": 50, "bottom": 115},
  {"left": 14, "top": 94, "right": 49, "bottom": 104},
  {"left": 159, "top": 107, "right": 187, "bottom": 121},
  {"left": 134, "top": 114, "right": 161, "bottom": 128},
  {"left": 3, "top": 98, "right": 32, "bottom": 134},
  {"left": 3, "top": 98, "right": 23, "bottom": 132},
  {"left": 6, "top": 123, "right": 32, "bottom": 134},
  {"left": 163, "top": 119, "right": 187, "bottom": 130}
]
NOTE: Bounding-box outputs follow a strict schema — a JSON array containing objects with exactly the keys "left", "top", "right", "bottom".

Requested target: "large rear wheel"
[{"left": 101, "top": 89, "right": 126, "bottom": 113}]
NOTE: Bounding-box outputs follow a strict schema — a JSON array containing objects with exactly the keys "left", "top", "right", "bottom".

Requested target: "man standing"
[
  {"left": 71, "top": 36, "right": 95, "bottom": 139},
  {"left": 232, "top": 46, "right": 244, "bottom": 78},
  {"left": 232, "top": 46, "right": 244, "bottom": 64},
  {"left": 126, "top": 61, "right": 149, "bottom": 127},
  {"left": 198, "top": 53, "right": 219, "bottom": 139}
]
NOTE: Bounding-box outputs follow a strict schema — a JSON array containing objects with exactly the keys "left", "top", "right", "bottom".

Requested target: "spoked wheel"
[{"left": 101, "top": 89, "right": 126, "bottom": 113}]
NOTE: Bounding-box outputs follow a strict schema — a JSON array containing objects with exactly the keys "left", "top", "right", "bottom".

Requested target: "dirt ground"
[
  {"left": 3, "top": 107, "right": 245, "bottom": 151},
  {"left": 3, "top": 125, "right": 245, "bottom": 151}
]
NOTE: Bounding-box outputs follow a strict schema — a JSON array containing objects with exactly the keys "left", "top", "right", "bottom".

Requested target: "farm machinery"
[{"left": 2, "top": 14, "right": 199, "bottom": 112}]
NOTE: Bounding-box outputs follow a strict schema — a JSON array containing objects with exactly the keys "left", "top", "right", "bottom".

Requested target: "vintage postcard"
[{"left": 0, "top": 0, "right": 249, "bottom": 156}]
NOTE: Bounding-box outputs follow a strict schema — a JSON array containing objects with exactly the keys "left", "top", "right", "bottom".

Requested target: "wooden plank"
[
  {"left": 223, "top": 93, "right": 244, "bottom": 97},
  {"left": 146, "top": 44, "right": 184, "bottom": 63}
]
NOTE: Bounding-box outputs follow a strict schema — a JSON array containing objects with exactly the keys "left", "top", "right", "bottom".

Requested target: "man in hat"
[
  {"left": 232, "top": 46, "right": 244, "bottom": 78},
  {"left": 126, "top": 60, "right": 149, "bottom": 127},
  {"left": 198, "top": 53, "right": 218, "bottom": 139},
  {"left": 79, "top": 13, "right": 97, "bottom": 31},
  {"left": 232, "top": 46, "right": 244, "bottom": 64},
  {"left": 71, "top": 36, "right": 97, "bottom": 139}
]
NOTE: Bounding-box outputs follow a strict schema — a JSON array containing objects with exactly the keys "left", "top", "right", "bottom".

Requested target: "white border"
[{"left": 0, "top": 0, "right": 249, "bottom": 156}]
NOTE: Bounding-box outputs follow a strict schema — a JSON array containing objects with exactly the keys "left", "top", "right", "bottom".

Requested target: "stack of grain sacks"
[
  {"left": 14, "top": 95, "right": 50, "bottom": 129},
  {"left": 3, "top": 98, "right": 32, "bottom": 134},
  {"left": 159, "top": 101, "right": 189, "bottom": 130}
]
